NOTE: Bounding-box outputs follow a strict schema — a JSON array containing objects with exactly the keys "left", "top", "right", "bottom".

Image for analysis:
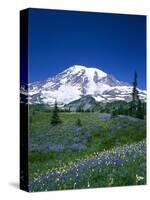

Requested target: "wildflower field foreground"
[{"left": 29, "top": 110, "right": 146, "bottom": 192}]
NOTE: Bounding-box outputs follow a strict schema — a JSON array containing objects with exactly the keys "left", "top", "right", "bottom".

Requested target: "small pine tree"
[
  {"left": 51, "top": 100, "right": 61, "bottom": 125},
  {"left": 76, "top": 118, "right": 82, "bottom": 126}
]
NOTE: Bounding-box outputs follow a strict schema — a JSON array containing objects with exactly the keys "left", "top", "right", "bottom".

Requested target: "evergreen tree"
[
  {"left": 51, "top": 100, "right": 61, "bottom": 125},
  {"left": 129, "top": 71, "right": 146, "bottom": 119},
  {"left": 132, "top": 71, "right": 139, "bottom": 103},
  {"left": 130, "top": 71, "right": 140, "bottom": 116},
  {"left": 76, "top": 118, "right": 82, "bottom": 126}
]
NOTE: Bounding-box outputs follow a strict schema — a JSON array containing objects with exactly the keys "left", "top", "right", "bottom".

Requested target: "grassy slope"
[{"left": 29, "top": 111, "right": 146, "bottom": 191}]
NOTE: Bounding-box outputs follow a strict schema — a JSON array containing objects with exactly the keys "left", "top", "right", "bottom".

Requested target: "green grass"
[
  {"left": 56, "top": 157, "right": 146, "bottom": 190},
  {"left": 28, "top": 109, "right": 146, "bottom": 191}
]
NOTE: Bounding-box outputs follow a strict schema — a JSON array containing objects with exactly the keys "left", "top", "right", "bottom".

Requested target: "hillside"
[{"left": 29, "top": 110, "right": 146, "bottom": 191}]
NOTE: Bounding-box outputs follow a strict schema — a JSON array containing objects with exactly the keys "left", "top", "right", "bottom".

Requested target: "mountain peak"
[
  {"left": 27, "top": 65, "right": 146, "bottom": 105},
  {"left": 66, "top": 65, "right": 107, "bottom": 79},
  {"left": 68, "top": 65, "right": 86, "bottom": 70}
]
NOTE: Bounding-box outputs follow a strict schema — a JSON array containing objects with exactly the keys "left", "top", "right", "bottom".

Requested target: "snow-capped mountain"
[{"left": 24, "top": 65, "right": 146, "bottom": 106}]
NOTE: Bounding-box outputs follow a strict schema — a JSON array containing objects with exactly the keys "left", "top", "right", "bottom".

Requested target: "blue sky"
[{"left": 28, "top": 8, "right": 146, "bottom": 89}]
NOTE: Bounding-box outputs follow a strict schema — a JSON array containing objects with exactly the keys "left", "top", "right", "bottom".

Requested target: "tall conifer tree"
[{"left": 130, "top": 71, "right": 143, "bottom": 118}]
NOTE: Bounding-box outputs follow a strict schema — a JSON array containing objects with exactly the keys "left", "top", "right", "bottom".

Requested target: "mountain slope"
[
  {"left": 26, "top": 65, "right": 146, "bottom": 106},
  {"left": 64, "top": 95, "right": 97, "bottom": 112}
]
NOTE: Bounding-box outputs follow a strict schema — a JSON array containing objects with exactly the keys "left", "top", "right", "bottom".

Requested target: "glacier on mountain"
[{"left": 22, "top": 65, "right": 146, "bottom": 106}]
